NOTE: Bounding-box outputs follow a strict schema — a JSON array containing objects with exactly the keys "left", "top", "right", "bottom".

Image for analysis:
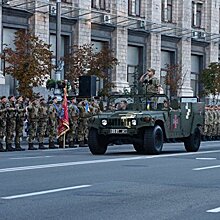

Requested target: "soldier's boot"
[
  {"left": 6, "top": 143, "right": 16, "bottom": 152},
  {"left": 0, "top": 142, "right": 6, "bottom": 152},
  {"left": 15, "top": 143, "right": 25, "bottom": 151},
  {"left": 28, "top": 143, "right": 37, "bottom": 150},
  {"left": 49, "top": 141, "right": 58, "bottom": 149},
  {"left": 39, "top": 143, "right": 48, "bottom": 150},
  {"left": 69, "top": 141, "right": 77, "bottom": 148}
]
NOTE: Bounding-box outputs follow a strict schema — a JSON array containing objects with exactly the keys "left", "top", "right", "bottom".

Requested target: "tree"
[
  {"left": 201, "top": 62, "right": 220, "bottom": 104},
  {"left": 64, "top": 44, "right": 118, "bottom": 96},
  {"left": 164, "top": 64, "right": 186, "bottom": 98},
  {"left": 1, "top": 29, "right": 53, "bottom": 98}
]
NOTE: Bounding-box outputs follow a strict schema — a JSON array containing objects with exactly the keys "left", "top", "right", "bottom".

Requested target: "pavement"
[{"left": 0, "top": 141, "right": 220, "bottom": 220}]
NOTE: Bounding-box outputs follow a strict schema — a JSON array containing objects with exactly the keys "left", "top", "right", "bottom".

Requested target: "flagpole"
[{"left": 63, "top": 133, "right": 65, "bottom": 148}]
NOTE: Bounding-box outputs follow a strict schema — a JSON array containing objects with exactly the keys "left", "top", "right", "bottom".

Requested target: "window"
[
  {"left": 191, "top": 55, "right": 202, "bottom": 96},
  {"left": 192, "top": 2, "right": 202, "bottom": 27},
  {"left": 162, "top": 0, "right": 173, "bottom": 22},
  {"left": 92, "top": 0, "right": 107, "bottom": 10},
  {"left": 128, "top": 0, "right": 141, "bottom": 17},
  {"left": 160, "top": 50, "right": 175, "bottom": 95}
]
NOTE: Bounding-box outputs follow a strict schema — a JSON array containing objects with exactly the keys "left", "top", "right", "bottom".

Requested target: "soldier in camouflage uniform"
[
  {"left": 15, "top": 96, "right": 25, "bottom": 151},
  {"left": 212, "top": 105, "right": 219, "bottom": 140},
  {"left": 0, "top": 96, "right": 7, "bottom": 152},
  {"left": 207, "top": 105, "right": 214, "bottom": 141},
  {"left": 202, "top": 106, "right": 209, "bottom": 141},
  {"left": 48, "top": 97, "right": 59, "bottom": 149},
  {"left": 139, "top": 68, "right": 160, "bottom": 94},
  {"left": 27, "top": 98, "right": 39, "bottom": 150},
  {"left": 78, "top": 100, "right": 90, "bottom": 147},
  {"left": 38, "top": 98, "right": 48, "bottom": 150},
  {"left": 6, "top": 96, "right": 16, "bottom": 151},
  {"left": 67, "top": 97, "right": 79, "bottom": 148}
]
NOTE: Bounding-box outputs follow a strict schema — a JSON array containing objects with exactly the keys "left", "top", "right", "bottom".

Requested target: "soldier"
[
  {"left": 67, "top": 97, "right": 79, "bottom": 148},
  {"left": 139, "top": 68, "right": 160, "bottom": 94},
  {"left": 48, "top": 97, "right": 59, "bottom": 149},
  {"left": 207, "top": 105, "right": 214, "bottom": 141},
  {"left": 38, "top": 98, "right": 48, "bottom": 149},
  {"left": 15, "top": 95, "right": 25, "bottom": 151},
  {"left": 212, "top": 105, "right": 219, "bottom": 140},
  {"left": 202, "top": 105, "right": 209, "bottom": 141},
  {"left": 27, "top": 97, "right": 39, "bottom": 150},
  {"left": 0, "top": 96, "right": 7, "bottom": 152},
  {"left": 6, "top": 95, "right": 17, "bottom": 151},
  {"left": 78, "top": 100, "right": 90, "bottom": 147}
]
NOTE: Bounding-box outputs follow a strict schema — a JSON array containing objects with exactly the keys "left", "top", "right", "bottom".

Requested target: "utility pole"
[{"left": 55, "top": 0, "right": 61, "bottom": 80}]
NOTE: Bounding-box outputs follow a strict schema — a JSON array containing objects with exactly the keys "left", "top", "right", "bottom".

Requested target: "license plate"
[{"left": 110, "top": 129, "right": 127, "bottom": 134}]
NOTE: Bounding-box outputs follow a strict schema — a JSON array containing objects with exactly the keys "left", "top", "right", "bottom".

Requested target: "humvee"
[{"left": 87, "top": 94, "right": 205, "bottom": 155}]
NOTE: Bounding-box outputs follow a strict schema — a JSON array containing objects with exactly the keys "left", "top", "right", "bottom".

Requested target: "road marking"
[
  {"left": 196, "top": 158, "right": 216, "bottom": 160},
  {"left": 206, "top": 207, "right": 220, "bottom": 213},
  {"left": 1, "top": 185, "right": 91, "bottom": 200},
  {"left": 10, "top": 156, "right": 53, "bottom": 160},
  {"left": 1, "top": 149, "right": 220, "bottom": 173},
  {"left": 193, "top": 165, "right": 220, "bottom": 171}
]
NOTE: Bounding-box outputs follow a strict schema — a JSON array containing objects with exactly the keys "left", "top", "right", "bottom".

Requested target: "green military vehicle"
[{"left": 87, "top": 94, "right": 205, "bottom": 155}]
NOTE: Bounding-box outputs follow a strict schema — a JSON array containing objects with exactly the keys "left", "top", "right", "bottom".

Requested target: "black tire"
[
  {"left": 143, "top": 125, "right": 164, "bottom": 154},
  {"left": 133, "top": 143, "right": 145, "bottom": 154},
  {"left": 88, "top": 128, "right": 107, "bottom": 155},
  {"left": 184, "top": 127, "right": 201, "bottom": 152}
]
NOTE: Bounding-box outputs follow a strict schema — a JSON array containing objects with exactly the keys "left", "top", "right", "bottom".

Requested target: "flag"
[{"left": 58, "top": 88, "right": 69, "bottom": 138}]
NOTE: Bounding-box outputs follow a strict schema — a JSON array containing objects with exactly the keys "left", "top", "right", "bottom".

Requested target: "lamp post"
[{"left": 55, "top": 0, "right": 61, "bottom": 81}]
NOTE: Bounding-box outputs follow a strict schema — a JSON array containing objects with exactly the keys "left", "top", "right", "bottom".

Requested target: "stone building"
[{"left": 0, "top": 0, "right": 219, "bottom": 99}]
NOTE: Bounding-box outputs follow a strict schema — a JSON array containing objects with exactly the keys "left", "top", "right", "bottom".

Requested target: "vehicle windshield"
[{"left": 105, "top": 94, "right": 169, "bottom": 111}]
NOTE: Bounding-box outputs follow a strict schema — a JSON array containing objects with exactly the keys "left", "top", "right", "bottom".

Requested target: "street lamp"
[{"left": 55, "top": 0, "right": 61, "bottom": 81}]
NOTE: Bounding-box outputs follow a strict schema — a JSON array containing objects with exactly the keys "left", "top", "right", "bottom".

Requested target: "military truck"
[{"left": 87, "top": 94, "right": 205, "bottom": 155}]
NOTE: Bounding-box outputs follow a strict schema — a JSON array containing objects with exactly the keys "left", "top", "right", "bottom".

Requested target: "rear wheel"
[
  {"left": 184, "top": 127, "right": 201, "bottom": 152},
  {"left": 143, "top": 125, "right": 164, "bottom": 154},
  {"left": 88, "top": 128, "right": 107, "bottom": 155}
]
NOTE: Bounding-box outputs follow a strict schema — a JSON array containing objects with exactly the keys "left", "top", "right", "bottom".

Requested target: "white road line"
[
  {"left": 10, "top": 156, "right": 53, "bottom": 160},
  {"left": 1, "top": 149, "right": 220, "bottom": 173},
  {"left": 206, "top": 207, "right": 220, "bottom": 213},
  {"left": 193, "top": 165, "right": 220, "bottom": 171},
  {"left": 196, "top": 158, "right": 216, "bottom": 160},
  {"left": 1, "top": 185, "right": 91, "bottom": 200}
]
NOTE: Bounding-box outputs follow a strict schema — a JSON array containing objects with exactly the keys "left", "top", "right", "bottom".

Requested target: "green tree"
[
  {"left": 201, "top": 62, "right": 220, "bottom": 104},
  {"left": 1, "top": 29, "right": 53, "bottom": 98},
  {"left": 64, "top": 44, "right": 118, "bottom": 96}
]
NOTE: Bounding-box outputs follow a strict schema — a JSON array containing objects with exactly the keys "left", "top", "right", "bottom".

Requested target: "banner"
[{"left": 58, "top": 88, "right": 69, "bottom": 138}]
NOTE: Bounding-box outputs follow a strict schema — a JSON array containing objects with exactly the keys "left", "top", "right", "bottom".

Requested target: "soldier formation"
[
  {"left": 202, "top": 105, "right": 220, "bottom": 141},
  {"left": 0, "top": 95, "right": 101, "bottom": 152}
]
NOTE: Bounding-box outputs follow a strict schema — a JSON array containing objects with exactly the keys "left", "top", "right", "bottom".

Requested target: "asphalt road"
[{"left": 0, "top": 141, "right": 220, "bottom": 220}]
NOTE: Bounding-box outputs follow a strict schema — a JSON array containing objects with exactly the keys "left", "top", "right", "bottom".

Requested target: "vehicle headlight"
[
  {"left": 131, "top": 119, "right": 137, "bottom": 126},
  {"left": 101, "top": 119, "right": 108, "bottom": 126}
]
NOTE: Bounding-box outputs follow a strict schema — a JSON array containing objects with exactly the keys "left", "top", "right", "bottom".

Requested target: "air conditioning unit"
[
  {"left": 103, "top": 15, "right": 111, "bottom": 24},
  {"left": 49, "top": 5, "right": 56, "bottom": 15},
  {"left": 192, "top": 31, "right": 199, "bottom": 39},
  {"left": 199, "top": 31, "right": 206, "bottom": 40},
  {"left": 138, "top": 20, "right": 146, "bottom": 29}
]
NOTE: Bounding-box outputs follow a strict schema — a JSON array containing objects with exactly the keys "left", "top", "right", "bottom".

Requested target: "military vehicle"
[{"left": 87, "top": 94, "right": 205, "bottom": 155}]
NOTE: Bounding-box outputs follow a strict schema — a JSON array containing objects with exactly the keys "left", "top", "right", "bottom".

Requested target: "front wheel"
[
  {"left": 143, "top": 125, "right": 164, "bottom": 154},
  {"left": 88, "top": 128, "right": 107, "bottom": 155},
  {"left": 184, "top": 127, "right": 201, "bottom": 152}
]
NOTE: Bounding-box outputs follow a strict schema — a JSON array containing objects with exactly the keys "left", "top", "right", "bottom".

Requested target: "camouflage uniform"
[
  {"left": 67, "top": 100, "right": 79, "bottom": 148},
  {"left": 203, "top": 106, "right": 209, "bottom": 140},
  {"left": 207, "top": 106, "right": 214, "bottom": 140},
  {"left": 0, "top": 97, "right": 7, "bottom": 151},
  {"left": 38, "top": 99, "right": 48, "bottom": 149},
  {"left": 27, "top": 100, "right": 39, "bottom": 150},
  {"left": 212, "top": 106, "right": 218, "bottom": 140},
  {"left": 48, "top": 99, "right": 59, "bottom": 149},
  {"left": 78, "top": 101, "right": 90, "bottom": 147},
  {"left": 6, "top": 97, "right": 17, "bottom": 151}
]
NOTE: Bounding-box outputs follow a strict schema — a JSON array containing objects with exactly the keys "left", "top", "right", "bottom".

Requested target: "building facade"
[{"left": 0, "top": 0, "right": 219, "bottom": 99}]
